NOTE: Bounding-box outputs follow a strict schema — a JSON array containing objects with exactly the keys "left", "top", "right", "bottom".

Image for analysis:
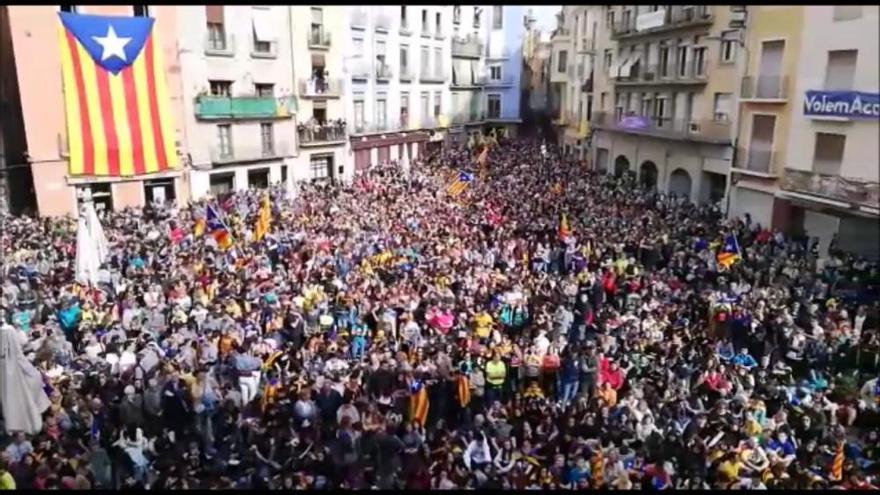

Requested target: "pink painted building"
[{"left": 1, "top": 5, "right": 188, "bottom": 217}]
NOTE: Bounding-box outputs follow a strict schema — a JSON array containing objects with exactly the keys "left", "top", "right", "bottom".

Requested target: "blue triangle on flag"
[{"left": 59, "top": 12, "right": 154, "bottom": 75}]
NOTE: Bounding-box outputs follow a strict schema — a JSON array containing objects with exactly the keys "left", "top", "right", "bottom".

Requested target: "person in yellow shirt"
[
  {"left": 716, "top": 452, "right": 743, "bottom": 488},
  {"left": 473, "top": 311, "right": 494, "bottom": 340},
  {"left": 0, "top": 458, "right": 15, "bottom": 490},
  {"left": 485, "top": 352, "right": 507, "bottom": 404}
]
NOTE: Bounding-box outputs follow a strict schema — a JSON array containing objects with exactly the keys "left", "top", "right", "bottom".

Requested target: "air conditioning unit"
[{"left": 688, "top": 121, "right": 701, "bottom": 134}]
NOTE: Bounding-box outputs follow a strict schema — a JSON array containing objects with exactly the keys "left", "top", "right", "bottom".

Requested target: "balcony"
[
  {"left": 250, "top": 40, "right": 278, "bottom": 59},
  {"left": 420, "top": 24, "right": 432, "bottom": 38},
  {"left": 351, "top": 120, "right": 403, "bottom": 135},
  {"left": 452, "top": 35, "right": 483, "bottom": 59},
  {"left": 350, "top": 62, "right": 371, "bottom": 80},
  {"left": 400, "top": 21, "right": 412, "bottom": 36},
  {"left": 592, "top": 111, "right": 731, "bottom": 144},
  {"left": 375, "top": 14, "right": 391, "bottom": 33},
  {"left": 781, "top": 168, "right": 880, "bottom": 209},
  {"left": 740, "top": 75, "right": 789, "bottom": 102},
  {"left": 612, "top": 6, "right": 714, "bottom": 40},
  {"left": 481, "top": 74, "right": 516, "bottom": 88},
  {"left": 210, "top": 141, "right": 291, "bottom": 165},
  {"left": 616, "top": 61, "right": 709, "bottom": 86},
  {"left": 194, "top": 95, "right": 295, "bottom": 121},
  {"left": 298, "top": 78, "right": 343, "bottom": 99},
  {"left": 298, "top": 124, "right": 347, "bottom": 148},
  {"left": 434, "top": 28, "right": 445, "bottom": 40},
  {"left": 399, "top": 66, "right": 415, "bottom": 82},
  {"left": 451, "top": 76, "right": 484, "bottom": 89},
  {"left": 451, "top": 112, "right": 485, "bottom": 125},
  {"left": 420, "top": 70, "right": 446, "bottom": 84},
  {"left": 578, "top": 38, "right": 596, "bottom": 53},
  {"left": 204, "top": 32, "right": 235, "bottom": 57},
  {"left": 308, "top": 29, "right": 331, "bottom": 49},
  {"left": 733, "top": 147, "right": 783, "bottom": 176},
  {"left": 375, "top": 62, "right": 393, "bottom": 81},
  {"left": 350, "top": 9, "right": 368, "bottom": 29}
]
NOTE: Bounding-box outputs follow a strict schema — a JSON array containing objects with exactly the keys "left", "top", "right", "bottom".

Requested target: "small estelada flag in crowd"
[
  {"left": 716, "top": 234, "right": 742, "bottom": 270},
  {"left": 446, "top": 170, "right": 475, "bottom": 198},
  {"left": 409, "top": 380, "right": 430, "bottom": 428},
  {"left": 253, "top": 193, "right": 272, "bottom": 242},
  {"left": 558, "top": 212, "right": 572, "bottom": 241},
  {"left": 205, "top": 204, "right": 234, "bottom": 251},
  {"left": 829, "top": 440, "right": 845, "bottom": 481},
  {"left": 57, "top": 12, "right": 178, "bottom": 176},
  {"left": 476, "top": 146, "right": 489, "bottom": 168}
]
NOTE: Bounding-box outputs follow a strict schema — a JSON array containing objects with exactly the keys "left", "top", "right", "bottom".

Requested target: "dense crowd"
[{"left": 1, "top": 139, "right": 878, "bottom": 490}]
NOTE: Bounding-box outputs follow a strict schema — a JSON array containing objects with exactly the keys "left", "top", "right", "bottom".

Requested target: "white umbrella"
[
  {"left": 75, "top": 202, "right": 107, "bottom": 286},
  {"left": 0, "top": 323, "right": 51, "bottom": 435}
]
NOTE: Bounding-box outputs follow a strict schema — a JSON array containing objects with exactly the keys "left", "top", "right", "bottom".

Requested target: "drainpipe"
[
  {"left": 727, "top": 14, "right": 751, "bottom": 218},
  {"left": 288, "top": 5, "right": 298, "bottom": 193}
]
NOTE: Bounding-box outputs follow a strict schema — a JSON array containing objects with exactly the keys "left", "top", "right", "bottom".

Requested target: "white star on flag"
[{"left": 92, "top": 25, "right": 131, "bottom": 62}]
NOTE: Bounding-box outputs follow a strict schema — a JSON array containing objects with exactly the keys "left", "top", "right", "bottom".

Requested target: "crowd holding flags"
[
  {"left": 445, "top": 170, "right": 475, "bottom": 198},
  {"left": 409, "top": 380, "right": 430, "bottom": 427},
  {"left": 716, "top": 233, "right": 742, "bottom": 270}
]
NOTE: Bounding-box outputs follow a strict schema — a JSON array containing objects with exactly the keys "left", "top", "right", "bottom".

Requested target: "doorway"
[
  {"left": 747, "top": 114, "right": 776, "bottom": 173},
  {"left": 668, "top": 168, "right": 692, "bottom": 200},
  {"left": 614, "top": 155, "right": 630, "bottom": 178},
  {"left": 143, "top": 178, "right": 176, "bottom": 205},
  {"left": 757, "top": 40, "right": 785, "bottom": 98},
  {"left": 639, "top": 161, "right": 658, "bottom": 191}
]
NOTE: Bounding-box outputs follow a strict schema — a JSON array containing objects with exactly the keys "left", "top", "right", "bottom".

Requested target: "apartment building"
[
  {"left": 290, "top": 6, "right": 348, "bottom": 183},
  {"left": 549, "top": 12, "right": 570, "bottom": 136},
  {"left": 342, "top": 6, "right": 451, "bottom": 173},
  {"left": 777, "top": 6, "right": 879, "bottom": 257},
  {"left": 1, "top": 5, "right": 188, "bottom": 216},
  {"left": 591, "top": 5, "right": 743, "bottom": 205},
  {"left": 550, "top": 6, "right": 599, "bottom": 160},
  {"left": 178, "top": 5, "right": 298, "bottom": 199}
]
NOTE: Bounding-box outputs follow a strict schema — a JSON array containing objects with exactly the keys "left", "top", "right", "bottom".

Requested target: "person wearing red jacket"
[{"left": 598, "top": 356, "right": 625, "bottom": 390}]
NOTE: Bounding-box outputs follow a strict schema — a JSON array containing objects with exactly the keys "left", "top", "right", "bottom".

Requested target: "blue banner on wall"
[{"left": 803, "top": 90, "right": 880, "bottom": 119}]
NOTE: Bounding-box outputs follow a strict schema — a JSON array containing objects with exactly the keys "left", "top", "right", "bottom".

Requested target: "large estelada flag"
[{"left": 58, "top": 12, "right": 178, "bottom": 176}]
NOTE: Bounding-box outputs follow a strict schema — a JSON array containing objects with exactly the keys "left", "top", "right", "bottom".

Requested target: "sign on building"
[{"left": 803, "top": 90, "right": 880, "bottom": 120}]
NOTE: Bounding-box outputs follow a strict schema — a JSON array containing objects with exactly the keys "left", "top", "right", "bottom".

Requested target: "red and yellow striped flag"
[
  {"left": 410, "top": 384, "right": 430, "bottom": 427},
  {"left": 457, "top": 375, "right": 471, "bottom": 408},
  {"left": 830, "top": 440, "right": 844, "bottom": 481},
  {"left": 58, "top": 12, "right": 178, "bottom": 177},
  {"left": 254, "top": 193, "right": 272, "bottom": 242}
]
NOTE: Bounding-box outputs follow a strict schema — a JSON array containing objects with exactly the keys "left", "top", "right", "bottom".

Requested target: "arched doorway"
[
  {"left": 639, "top": 161, "right": 659, "bottom": 191},
  {"left": 668, "top": 168, "right": 692, "bottom": 200},
  {"left": 614, "top": 155, "right": 630, "bottom": 177}
]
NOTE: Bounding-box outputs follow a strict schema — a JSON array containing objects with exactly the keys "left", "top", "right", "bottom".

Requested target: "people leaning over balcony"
[{"left": 298, "top": 118, "right": 348, "bottom": 142}]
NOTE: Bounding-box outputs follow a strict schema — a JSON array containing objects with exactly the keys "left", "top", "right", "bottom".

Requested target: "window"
[
  {"left": 354, "top": 94, "right": 365, "bottom": 130},
  {"left": 310, "top": 155, "right": 330, "bottom": 180},
  {"left": 824, "top": 50, "right": 858, "bottom": 90},
  {"left": 401, "top": 6, "right": 407, "bottom": 28},
  {"left": 659, "top": 45, "right": 670, "bottom": 77},
  {"left": 493, "top": 6, "right": 503, "bottom": 29},
  {"left": 311, "top": 8, "right": 324, "bottom": 43},
  {"left": 640, "top": 93, "right": 652, "bottom": 116},
  {"left": 209, "top": 173, "right": 235, "bottom": 196},
  {"left": 487, "top": 94, "right": 501, "bottom": 118},
  {"left": 489, "top": 65, "right": 501, "bottom": 80},
  {"left": 812, "top": 133, "right": 846, "bottom": 175},
  {"left": 453, "top": 6, "right": 461, "bottom": 24},
  {"left": 692, "top": 47, "right": 707, "bottom": 77},
  {"left": 259, "top": 123, "right": 274, "bottom": 156},
  {"left": 400, "top": 45, "right": 409, "bottom": 73},
  {"left": 207, "top": 22, "right": 226, "bottom": 51},
  {"left": 474, "top": 7, "right": 482, "bottom": 28},
  {"left": 720, "top": 31, "right": 737, "bottom": 64},
  {"left": 713, "top": 93, "right": 731, "bottom": 122},
  {"left": 248, "top": 168, "right": 269, "bottom": 189},
  {"left": 376, "top": 95, "right": 387, "bottom": 128},
  {"left": 434, "top": 47, "right": 442, "bottom": 77},
  {"left": 209, "top": 80, "right": 232, "bottom": 96},
  {"left": 677, "top": 45, "right": 688, "bottom": 78},
  {"left": 622, "top": 9, "right": 631, "bottom": 29},
  {"left": 433, "top": 93, "right": 441, "bottom": 117},
  {"left": 281, "top": 165, "right": 288, "bottom": 184},
  {"left": 435, "top": 12, "right": 442, "bottom": 36},
  {"left": 600, "top": 92, "right": 607, "bottom": 111},
  {"left": 218, "top": 124, "right": 232, "bottom": 158},
  {"left": 421, "top": 46, "right": 430, "bottom": 77},
  {"left": 653, "top": 94, "right": 667, "bottom": 122},
  {"left": 833, "top": 6, "right": 862, "bottom": 21},
  {"left": 606, "top": 9, "right": 615, "bottom": 28},
  {"left": 421, "top": 9, "right": 429, "bottom": 33},
  {"left": 421, "top": 91, "right": 430, "bottom": 122},
  {"left": 401, "top": 92, "right": 410, "bottom": 123},
  {"left": 255, "top": 83, "right": 274, "bottom": 97},
  {"left": 558, "top": 50, "right": 568, "bottom": 73},
  {"left": 376, "top": 40, "right": 387, "bottom": 66},
  {"left": 251, "top": 7, "right": 276, "bottom": 55},
  {"left": 603, "top": 49, "right": 612, "bottom": 70},
  {"left": 353, "top": 37, "right": 364, "bottom": 57},
  {"left": 586, "top": 95, "right": 593, "bottom": 121},
  {"left": 133, "top": 5, "right": 149, "bottom": 17}
]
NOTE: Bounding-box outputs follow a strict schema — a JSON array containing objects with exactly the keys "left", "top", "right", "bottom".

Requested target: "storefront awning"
[
  {"left": 251, "top": 7, "right": 277, "bottom": 42},
  {"left": 619, "top": 52, "right": 641, "bottom": 78}
]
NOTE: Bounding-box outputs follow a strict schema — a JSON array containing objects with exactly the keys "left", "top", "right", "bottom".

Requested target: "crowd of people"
[{"left": 1, "top": 139, "right": 878, "bottom": 490}]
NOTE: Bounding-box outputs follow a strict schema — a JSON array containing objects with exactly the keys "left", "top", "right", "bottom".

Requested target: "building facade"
[
  {"left": 779, "top": 6, "right": 878, "bottom": 257},
  {"left": 590, "top": 5, "right": 746, "bottom": 206},
  {"left": 3, "top": 5, "right": 188, "bottom": 216},
  {"left": 290, "top": 5, "right": 348, "bottom": 183},
  {"left": 178, "top": 5, "right": 298, "bottom": 199}
]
